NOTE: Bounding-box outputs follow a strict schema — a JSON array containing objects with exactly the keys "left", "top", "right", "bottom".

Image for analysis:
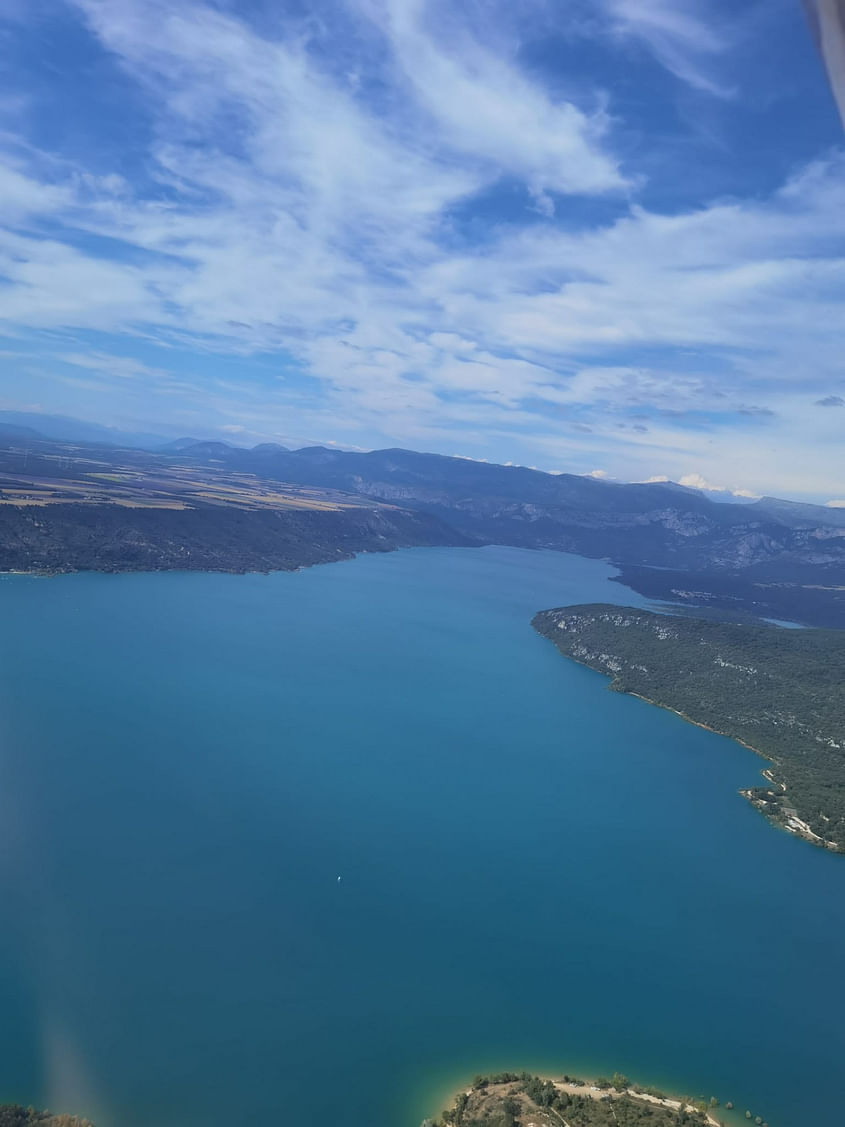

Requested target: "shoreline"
[
  {"left": 0, "top": 541, "right": 491, "bottom": 581},
  {"left": 542, "top": 638, "right": 839, "bottom": 855},
  {"left": 621, "top": 688, "right": 839, "bottom": 852},
  {"left": 553, "top": 1078, "right": 723, "bottom": 1127},
  {"left": 430, "top": 1068, "right": 757, "bottom": 1127}
]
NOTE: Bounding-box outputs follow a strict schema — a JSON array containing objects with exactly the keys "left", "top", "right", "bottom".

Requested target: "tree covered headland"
[
  {"left": 532, "top": 605, "right": 845, "bottom": 850},
  {"left": 425, "top": 1073, "right": 752, "bottom": 1127},
  {"left": 0, "top": 1108, "right": 92, "bottom": 1127}
]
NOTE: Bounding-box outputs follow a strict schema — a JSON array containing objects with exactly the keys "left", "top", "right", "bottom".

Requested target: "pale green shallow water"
[{"left": 0, "top": 546, "right": 840, "bottom": 1127}]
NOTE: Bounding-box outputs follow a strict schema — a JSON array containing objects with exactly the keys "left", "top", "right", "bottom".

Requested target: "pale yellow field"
[{"left": 0, "top": 464, "right": 372, "bottom": 514}]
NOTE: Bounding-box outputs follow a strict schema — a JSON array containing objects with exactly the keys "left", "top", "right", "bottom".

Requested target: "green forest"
[
  {"left": 426, "top": 1073, "right": 755, "bottom": 1127},
  {"left": 0, "top": 1108, "right": 92, "bottom": 1127},
  {"left": 532, "top": 605, "right": 845, "bottom": 850}
]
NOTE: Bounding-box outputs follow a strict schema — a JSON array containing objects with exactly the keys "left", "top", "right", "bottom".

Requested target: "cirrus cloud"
[{"left": 0, "top": 0, "right": 842, "bottom": 500}]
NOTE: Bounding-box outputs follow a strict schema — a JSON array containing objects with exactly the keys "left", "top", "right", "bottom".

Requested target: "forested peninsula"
[
  {"left": 0, "top": 1107, "right": 92, "bottom": 1127},
  {"left": 426, "top": 1072, "right": 761, "bottom": 1127},
  {"left": 532, "top": 606, "right": 845, "bottom": 851}
]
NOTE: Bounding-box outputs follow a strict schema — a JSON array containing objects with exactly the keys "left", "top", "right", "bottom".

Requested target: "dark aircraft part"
[{"left": 804, "top": 0, "right": 845, "bottom": 126}]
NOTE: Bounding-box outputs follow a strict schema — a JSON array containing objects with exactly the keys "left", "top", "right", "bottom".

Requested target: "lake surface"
[{"left": 0, "top": 546, "right": 842, "bottom": 1127}]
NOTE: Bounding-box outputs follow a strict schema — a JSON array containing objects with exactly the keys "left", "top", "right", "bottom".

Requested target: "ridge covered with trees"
[
  {"left": 425, "top": 1072, "right": 765, "bottom": 1127},
  {"left": 532, "top": 606, "right": 845, "bottom": 850},
  {"left": 0, "top": 1108, "right": 92, "bottom": 1127}
]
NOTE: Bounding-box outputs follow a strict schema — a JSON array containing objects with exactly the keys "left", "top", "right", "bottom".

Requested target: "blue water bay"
[{"left": 0, "top": 547, "right": 841, "bottom": 1127}]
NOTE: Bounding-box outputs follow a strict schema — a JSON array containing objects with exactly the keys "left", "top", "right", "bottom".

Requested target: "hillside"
[
  {"left": 0, "top": 501, "right": 461, "bottom": 574},
  {"left": 170, "top": 442, "right": 845, "bottom": 580},
  {"left": 532, "top": 606, "right": 845, "bottom": 850},
  {"left": 428, "top": 1073, "right": 742, "bottom": 1127},
  {"left": 1, "top": 432, "right": 844, "bottom": 624},
  {"left": 0, "top": 1108, "right": 92, "bottom": 1127},
  {"left": 0, "top": 439, "right": 465, "bottom": 573}
]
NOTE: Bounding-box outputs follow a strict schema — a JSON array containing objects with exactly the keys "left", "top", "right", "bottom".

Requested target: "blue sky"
[{"left": 1, "top": 0, "right": 844, "bottom": 500}]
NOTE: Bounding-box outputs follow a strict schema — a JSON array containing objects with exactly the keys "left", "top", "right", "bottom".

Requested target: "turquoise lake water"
[{"left": 0, "top": 546, "right": 842, "bottom": 1127}]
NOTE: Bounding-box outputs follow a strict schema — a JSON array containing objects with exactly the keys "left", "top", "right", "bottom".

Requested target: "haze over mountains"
[
  {"left": 0, "top": 411, "right": 168, "bottom": 449},
  {"left": 1, "top": 419, "right": 843, "bottom": 627}
]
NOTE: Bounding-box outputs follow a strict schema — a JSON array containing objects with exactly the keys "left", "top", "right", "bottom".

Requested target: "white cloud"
[
  {"left": 677, "top": 473, "right": 760, "bottom": 498},
  {"left": 678, "top": 472, "right": 723, "bottom": 491},
  {"left": 826, "top": 499, "right": 845, "bottom": 508},
  {"left": 0, "top": 229, "right": 165, "bottom": 331},
  {"left": 360, "top": 0, "right": 628, "bottom": 196},
  {"left": 0, "top": 0, "right": 842, "bottom": 498},
  {"left": 416, "top": 155, "right": 845, "bottom": 367},
  {"left": 59, "top": 352, "right": 173, "bottom": 381},
  {"left": 0, "top": 163, "right": 71, "bottom": 222},
  {"left": 602, "top": 0, "right": 735, "bottom": 96}
]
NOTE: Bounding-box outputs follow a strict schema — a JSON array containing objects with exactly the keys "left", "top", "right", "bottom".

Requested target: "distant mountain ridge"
[
  {"left": 163, "top": 439, "right": 845, "bottom": 555},
  {"left": 157, "top": 441, "right": 845, "bottom": 624},
  {"left": 1, "top": 425, "right": 843, "bottom": 624},
  {"left": 5, "top": 414, "right": 840, "bottom": 523},
  {"left": 0, "top": 411, "right": 165, "bottom": 448},
  {"left": 169, "top": 437, "right": 844, "bottom": 528}
]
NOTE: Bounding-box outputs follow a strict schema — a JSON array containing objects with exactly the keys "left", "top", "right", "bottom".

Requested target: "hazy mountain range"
[{"left": 1, "top": 417, "right": 843, "bottom": 626}]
